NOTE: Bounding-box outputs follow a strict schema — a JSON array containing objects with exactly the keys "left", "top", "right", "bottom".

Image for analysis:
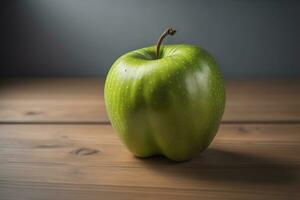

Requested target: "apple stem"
[{"left": 156, "top": 28, "right": 176, "bottom": 59}]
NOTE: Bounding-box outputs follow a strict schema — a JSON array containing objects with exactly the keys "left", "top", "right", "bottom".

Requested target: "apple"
[{"left": 104, "top": 28, "right": 225, "bottom": 161}]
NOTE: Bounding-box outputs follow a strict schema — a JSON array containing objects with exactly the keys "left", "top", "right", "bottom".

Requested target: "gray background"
[{"left": 1, "top": 0, "right": 299, "bottom": 79}]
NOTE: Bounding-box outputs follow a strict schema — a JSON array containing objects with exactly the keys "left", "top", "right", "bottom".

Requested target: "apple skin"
[{"left": 104, "top": 44, "right": 225, "bottom": 161}]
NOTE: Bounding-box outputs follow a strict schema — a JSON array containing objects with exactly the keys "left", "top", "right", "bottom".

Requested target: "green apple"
[{"left": 104, "top": 28, "right": 225, "bottom": 161}]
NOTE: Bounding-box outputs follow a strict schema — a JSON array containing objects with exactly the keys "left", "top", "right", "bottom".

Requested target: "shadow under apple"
[{"left": 137, "top": 148, "right": 299, "bottom": 184}]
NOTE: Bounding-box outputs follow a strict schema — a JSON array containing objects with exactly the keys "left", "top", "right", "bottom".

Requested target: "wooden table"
[{"left": 0, "top": 79, "right": 299, "bottom": 200}]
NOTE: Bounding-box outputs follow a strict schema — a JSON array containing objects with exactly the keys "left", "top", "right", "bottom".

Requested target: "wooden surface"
[
  {"left": 0, "top": 79, "right": 299, "bottom": 123},
  {"left": 0, "top": 78, "right": 299, "bottom": 200}
]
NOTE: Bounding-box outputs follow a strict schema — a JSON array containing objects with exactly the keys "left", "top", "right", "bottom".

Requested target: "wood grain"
[
  {"left": 0, "top": 79, "right": 299, "bottom": 199},
  {"left": 0, "top": 124, "right": 299, "bottom": 200},
  {"left": 224, "top": 80, "right": 300, "bottom": 122},
  {"left": 0, "top": 78, "right": 105, "bottom": 123},
  {"left": 0, "top": 79, "right": 299, "bottom": 123}
]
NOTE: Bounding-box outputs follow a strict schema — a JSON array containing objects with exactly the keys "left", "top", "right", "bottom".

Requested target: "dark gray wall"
[{"left": 1, "top": 0, "right": 299, "bottom": 79}]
